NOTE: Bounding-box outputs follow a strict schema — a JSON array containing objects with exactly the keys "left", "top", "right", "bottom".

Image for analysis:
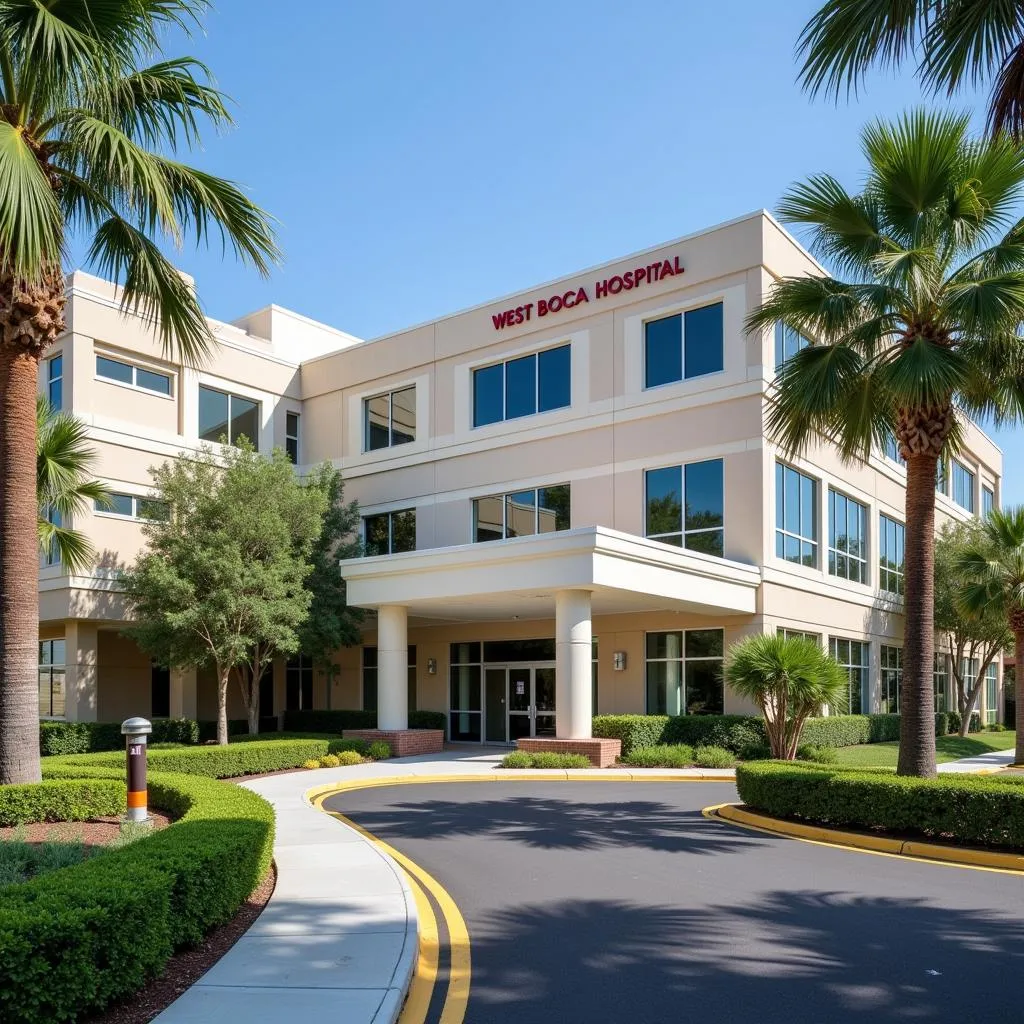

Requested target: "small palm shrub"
[{"left": 693, "top": 746, "right": 736, "bottom": 769}]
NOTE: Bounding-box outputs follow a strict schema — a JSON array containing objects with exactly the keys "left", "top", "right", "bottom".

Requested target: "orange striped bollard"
[{"left": 121, "top": 717, "right": 152, "bottom": 823}]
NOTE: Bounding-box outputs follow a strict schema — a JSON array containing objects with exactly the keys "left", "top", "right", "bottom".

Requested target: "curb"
[{"left": 707, "top": 803, "right": 1024, "bottom": 874}]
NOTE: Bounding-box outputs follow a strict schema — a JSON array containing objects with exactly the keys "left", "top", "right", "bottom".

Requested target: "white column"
[
  {"left": 377, "top": 605, "right": 408, "bottom": 730},
  {"left": 169, "top": 668, "right": 197, "bottom": 720},
  {"left": 555, "top": 589, "right": 592, "bottom": 738}
]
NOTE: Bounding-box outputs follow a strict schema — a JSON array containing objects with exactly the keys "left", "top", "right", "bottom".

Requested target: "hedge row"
[
  {"left": 0, "top": 768, "right": 274, "bottom": 1024},
  {"left": 735, "top": 761, "right": 1024, "bottom": 849},
  {"left": 280, "top": 708, "right": 447, "bottom": 734},
  {"left": 0, "top": 777, "right": 126, "bottom": 826}
]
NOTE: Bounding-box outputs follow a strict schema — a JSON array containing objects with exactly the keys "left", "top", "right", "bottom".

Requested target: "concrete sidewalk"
[{"left": 938, "top": 749, "right": 1017, "bottom": 774}]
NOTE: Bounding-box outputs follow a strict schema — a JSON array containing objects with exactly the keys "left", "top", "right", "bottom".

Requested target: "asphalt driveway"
[{"left": 327, "top": 781, "right": 1024, "bottom": 1024}]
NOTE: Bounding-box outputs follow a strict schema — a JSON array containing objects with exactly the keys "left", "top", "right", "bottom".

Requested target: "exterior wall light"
[
  {"left": 427, "top": 658, "right": 437, "bottom": 675},
  {"left": 613, "top": 651, "right": 627, "bottom": 671}
]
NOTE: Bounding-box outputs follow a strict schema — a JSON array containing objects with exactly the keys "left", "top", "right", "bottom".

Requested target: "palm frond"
[
  {"left": 879, "top": 336, "right": 968, "bottom": 409},
  {"left": 942, "top": 270, "right": 1024, "bottom": 336}
]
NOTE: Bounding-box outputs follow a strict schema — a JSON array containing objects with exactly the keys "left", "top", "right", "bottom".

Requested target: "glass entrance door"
[
  {"left": 501, "top": 664, "right": 556, "bottom": 741},
  {"left": 533, "top": 666, "right": 556, "bottom": 736}
]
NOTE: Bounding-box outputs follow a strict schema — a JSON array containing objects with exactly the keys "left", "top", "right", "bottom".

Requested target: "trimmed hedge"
[
  {"left": 0, "top": 777, "right": 125, "bottom": 826},
  {"left": 736, "top": 761, "right": 1024, "bottom": 849},
  {"left": 40, "top": 718, "right": 202, "bottom": 757},
  {"left": 280, "top": 708, "right": 448, "bottom": 735},
  {"left": 1, "top": 767, "right": 273, "bottom": 1023},
  {"left": 500, "top": 751, "right": 591, "bottom": 769}
]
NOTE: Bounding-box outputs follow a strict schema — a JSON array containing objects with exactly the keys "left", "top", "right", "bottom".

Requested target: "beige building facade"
[{"left": 37, "top": 210, "right": 1005, "bottom": 740}]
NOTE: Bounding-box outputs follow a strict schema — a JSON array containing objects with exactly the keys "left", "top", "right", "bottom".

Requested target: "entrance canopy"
[{"left": 342, "top": 526, "right": 760, "bottom": 622}]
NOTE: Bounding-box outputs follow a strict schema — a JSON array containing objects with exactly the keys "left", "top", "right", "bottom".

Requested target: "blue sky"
[{"left": 80, "top": 0, "right": 1022, "bottom": 499}]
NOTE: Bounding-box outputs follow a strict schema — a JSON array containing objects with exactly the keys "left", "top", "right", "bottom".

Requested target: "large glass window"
[
  {"left": 363, "top": 509, "right": 416, "bottom": 555},
  {"left": 644, "top": 302, "right": 724, "bottom": 389},
  {"left": 41, "top": 505, "right": 61, "bottom": 566},
  {"left": 828, "top": 490, "right": 868, "bottom": 584},
  {"left": 286, "top": 412, "right": 300, "bottom": 464},
  {"left": 96, "top": 493, "right": 168, "bottom": 521},
  {"left": 644, "top": 459, "right": 724, "bottom": 556},
  {"left": 645, "top": 629, "right": 724, "bottom": 715},
  {"left": 934, "top": 653, "right": 949, "bottom": 714},
  {"left": 936, "top": 458, "right": 948, "bottom": 495},
  {"left": 286, "top": 654, "right": 314, "bottom": 711},
  {"left": 47, "top": 353, "right": 63, "bottom": 410},
  {"left": 472, "top": 344, "right": 570, "bottom": 428},
  {"left": 361, "top": 646, "right": 417, "bottom": 714},
  {"left": 952, "top": 460, "right": 975, "bottom": 512},
  {"left": 449, "top": 643, "right": 482, "bottom": 741},
  {"left": 363, "top": 385, "right": 416, "bottom": 451},
  {"left": 774, "top": 322, "right": 810, "bottom": 368},
  {"left": 775, "top": 463, "right": 818, "bottom": 567},
  {"left": 882, "top": 431, "right": 905, "bottom": 466},
  {"left": 830, "top": 638, "right": 869, "bottom": 715},
  {"left": 151, "top": 663, "right": 170, "bottom": 718},
  {"left": 199, "top": 386, "right": 259, "bottom": 449},
  {"left": 983, "top": 486, "right": 995, "bottom": 518},
  {"left": 97, "top": 354, "right": 172, "bottom": 395},
  {"left": 880, "top": 645, "right": 902, "bottom": 714},
  {"left": 985, "top": 662, "right": 998, "bottom": 725},
  {"left": 39, "top": 639, "right": 65, "bottom": 718},
  {"left": 879, "top": 514, "right": 905, "bottom": 596},
  {"left": 473, "top": 485, "right": 570, "bottom": 542}
]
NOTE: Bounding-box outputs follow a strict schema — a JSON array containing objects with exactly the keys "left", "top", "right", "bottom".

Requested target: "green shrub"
[
  {"left": 735, "top": 761, "right": 1024, "bottom": 848},
  {"left": 986, "top": 722, "right": 1009, "bottom": 732},
  {"left": 0, "top": 768, "right": 273, "bottom": 1023},
  {"left": 592, "top": 715, "right": 670, "bottom": 755},
  {"left": 500, "top": 751, "right": 534, "bottom": 769},
  {"left": 0, "top": 778, "right": 125, "bottom": 827},
  {"left": 693, "top": 745, "right": 736, "bottom": 768},
  {"left": 366, "top": 741, "right": 392, "bottom": 760},
  {"left": 739, "top": 742, "right": 773, "bottom": 761},
  {"left": 279, "top": 709, "right": 375, "bottom": 733},
  {"left": 408, "top": 710, "right": 447, "bottom": 733},
  {"left": 196, "top": 719, "right": 250, "bottom": 743},
  {"left": 302, "top": 759, "right": 320, "bottom": 770},
  {"left": 318, "top": 754, "right": 341, "bottom": 768},
  {"left": 621, "top": 744, "right": 695, "bottom": 768},
  {"left": 796, "top": 743, "right": 839, "bottom": 764},
  {"left": 529, "top": 752, "right": 592, "bottom": 769},
  {"left": 0, "top": 832, "right": 91, "bottom": 887},
  {"left": 335, "top": 750, "right": 364, "bottom": 766}
]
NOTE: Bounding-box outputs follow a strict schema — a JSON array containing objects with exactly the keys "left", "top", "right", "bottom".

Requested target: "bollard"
[{"left": 121, "top": 717, "right": 153, "bottom": 823}]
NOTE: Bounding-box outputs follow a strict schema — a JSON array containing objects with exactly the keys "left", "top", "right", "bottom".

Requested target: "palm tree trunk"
[
  {"left": 0, "top": 346, "right": 43, "bottom": 784},
  {"left": 897, "top": 453, "right": 938, "bottom": 777}
]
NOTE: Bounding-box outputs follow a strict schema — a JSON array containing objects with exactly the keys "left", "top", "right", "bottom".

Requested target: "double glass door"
[{"left": 484, "top": 664, "right": 556, "bottom": 743}]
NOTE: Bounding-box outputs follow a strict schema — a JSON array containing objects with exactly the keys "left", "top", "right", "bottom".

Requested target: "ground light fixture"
[{"left": 121, "top": 716, "right": 152, "bottom": 823}]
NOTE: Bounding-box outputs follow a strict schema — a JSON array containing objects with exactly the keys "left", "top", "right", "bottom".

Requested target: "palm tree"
[
  {"left": 745, "top": 110, "right": 1024, "bottom": 777},
  {"left": 37, "top": 396, "right": 110, "bottom": 574},
  {"left": 798, "top": 1, "right": 1024, "bottom": 137},
  {"left": 0, "top": 1, "right": 278, "bottom": 785},
  {"left": 725, "top": 634, "right": 848, "bottom": 759},
  {"left": 957, "top": 507, "right": 1024, "bottom": 763}
]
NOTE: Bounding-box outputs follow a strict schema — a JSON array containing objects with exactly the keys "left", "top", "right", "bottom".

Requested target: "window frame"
[
  {"left": 95, "top": 353, "right": 174, "bottom": 398},
  {"left": 984, "top": 662, "right": 998, "bottom": 725},
  {"left": 94, "top": 492, "right": 169, "bottom": 522},
  {"left": 471, "top": 484, "right": 571, "bottom": 543},
  {"left": 471, "top": 342, "right": 571, "bottom": 429},
  {"left": 642, "top": 301, "right": 725, "bottom": 390},
  {"left": 643, "top": 458, "right": 724, "bottom": 557},
  {"left": 829, "top": 636, "right": 869, "bottom": 715},
  {"left": 285, "top": 411, "right": 300, "bottom": 465},
  {"left": 363, "top": 385, "right": 417, "bottom": 452},
  {"left": 198, "top": 384, "right": 261, "bottom": 450},
  {"left": 774, "top": 322, "right": 810, "bottom": 369},
  {"left": 362, "top": 508, "right": 417, "bottom": 556},
  {"left": 879, "top": 514, "right": 905, "bottom": 596},
  {"left": 644, "top": 628, "right": 725, "bottom": 716},
  {"left": 982, "top": 486, "right": 995, "bottom": 518},
  {"left": 38, "top": 638, "right": 66, "bottom": 719},
  {"left": 47, "top": 353, "right": 63, "bottom": 410},
  {"left": 775, "top": 462, "right": 819, "bottom": 568},
  {"left": 880, "top": 645, "right": 903, "bottom": 714},
  {"left": 828, "top": 488, "right": 868, "bottom": 585},
  {"left": 933, "top": 652, "right": 949, "bottom": 714},
  {"left": 951, "top": 459, "right": 976, "bottom": 512}
]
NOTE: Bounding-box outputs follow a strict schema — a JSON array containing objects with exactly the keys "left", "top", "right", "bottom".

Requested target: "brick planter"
[
  {"left": 343, "top": 728, "right": 444, "bottom": 758},
  {"left": 517, "top": 737, "right": 622, "bottom": 768}
]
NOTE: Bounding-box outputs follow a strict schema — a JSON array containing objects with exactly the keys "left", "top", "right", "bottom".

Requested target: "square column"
[
  {"left": 377, "top": 604, "right": 409, "bottom": 731},
  {"left": 64, "top": 621, "right": 98, "bottom": 722},
  {"left": 169, "top": 667, "right": 197, "bottom": 720},
  {"left": 555, "top": 589, "right": 592, "bottom": 739}
]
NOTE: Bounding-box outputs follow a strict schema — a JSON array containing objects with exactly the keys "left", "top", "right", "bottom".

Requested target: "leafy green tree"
[
  {"left": 799, "top": 1, "right": 1024, "bottom": 136},
  {"left": 122, "top": 443, "right": 326, "bottom": 743},
  {"left": 296, "top": 463, "right": 363, "bottom": 704},
  {"left": 0, "top": 0, "right": 277, "bottom": 784},
  {"left": 36, "top": 396, "right": 110, "bottom": 574},
  {"left": 957, "top": 507, "right": 1024, "bottom": 762},
  {"left": 745, "top": 110, "right": 1024, "bottom": 777},
  {"left": 935, "top": 519, "right": 1011, "bottom": 735},
  {"left": 725, "top": 634, "right": 848, "bottom": 759}
]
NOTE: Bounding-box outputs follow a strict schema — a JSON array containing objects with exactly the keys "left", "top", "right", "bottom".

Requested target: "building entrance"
[{"left": 483, "top": 663, "right": 556, "bottom": 743}]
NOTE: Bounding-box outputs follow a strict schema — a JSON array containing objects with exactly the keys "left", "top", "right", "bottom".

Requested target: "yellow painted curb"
[{"left": 706, "top": 803, "right": 1024, "bottom": 874}]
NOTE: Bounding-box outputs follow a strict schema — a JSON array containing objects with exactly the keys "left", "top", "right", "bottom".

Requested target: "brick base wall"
[
  {"left": 517, "top": 737, "right": 622, "bottom": 768},
  {"left": 343, "top": 729, "right": 445, "bottom": 758}
]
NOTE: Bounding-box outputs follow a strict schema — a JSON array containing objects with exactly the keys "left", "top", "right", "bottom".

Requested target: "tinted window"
[
  {"left": 538, "top": 485, "right": 570, "bottom": 533},
  {"left": 47, "top": 354, "right": 62, "bottom": 410},
  {"left": 645, "top": 466, "right": 682, "bottom": 540},
  {"left": 474, "top": 495, "right": 504, "bottom": 542},
  {"left": 96, "top": 356, "right": 133, "bottom": 384},
  {"left": 391, "top": 510, "right": 417, "bottom": 552},
  {"left": 230, "top": 396, "right": 259, "bottom": 447},
  {"left": 505, "top": 489, "right": 536, "bottom": 538},
  {"left": 774, "top": 322, "right": 810, "bottom": 368},
  {"left": 684, "top": 459, "right": 724, "bottom": 556},
  {"left": 365, "top": 394, "right": 390, "bottom": 451},
  {"left": 504, "top": 353, "right": 537, "bottom": 420},
  {"left": 538, "top": 345, "right": 571, "bottom": 412},
  {"left": 136, "top": 367, "right": 171, "bottom": 395},
  {"left": 198, "top": 387, "right": 229, "bottom": 443},
  {"left": 473, "top": 363, "right": 504, "bottom": 427},
  {"left": 363, "top": 514, "right": 389, "bottom": 556},
  {"left": 644, "top": 313, "right": 682, "bottom": 388},
  {"left": 286, "top": 412, "right": 299, "bottom": 464},
  {"left": 106, "top": 493, "right": 134, "bottom": 517},
  {"left": 390, "top": 387, "right": 416, "bottom": 446},
  {"left": 684, "top": 302, "right": 724, "bottom": 378}
]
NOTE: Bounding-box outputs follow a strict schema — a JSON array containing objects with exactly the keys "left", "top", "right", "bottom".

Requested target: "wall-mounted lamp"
[
  {"left": 613, "top": 651, "right": 627, "bottom": 671},
  {"left": 427, "top": 658, "right": 437, "bottom": 675}
]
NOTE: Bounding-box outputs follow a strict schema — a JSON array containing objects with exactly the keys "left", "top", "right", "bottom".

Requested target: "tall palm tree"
[
  {"left": 745, "top": 110, "right": 1024, "bottom": 777},
  {"left": 799, "top": 1, "right": 1024, "bottom": 137},
  {"left": 37, "top": 396, "right": 110, "bottom": 574},
  {"left": 957, "top": 506, "right": 1024, "bottom": 763},
  {"left": 0, "top": 1, "right": 279, "bottom": 785}
]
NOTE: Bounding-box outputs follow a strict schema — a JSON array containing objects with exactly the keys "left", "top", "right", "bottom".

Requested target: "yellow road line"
[{"left": 398, "top": 872, "right": 438, "bottom": 1024}]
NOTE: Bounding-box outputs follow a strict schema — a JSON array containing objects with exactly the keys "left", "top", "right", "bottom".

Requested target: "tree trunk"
[
  {"left": 897, "top": 452, "right": 938, "bottom": 777},
  {"left": 0, "top": 346, "right": 43, "bottom": 784},
  {"left": 216, "top": 664, "right": 230, "bottom": 746}
]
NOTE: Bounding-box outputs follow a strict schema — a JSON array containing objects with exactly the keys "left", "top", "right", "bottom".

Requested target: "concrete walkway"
[
  {"left": 938, "top": 748, "right": 1017, "bottom": 773},
  {"left": 153, "top": 748, "right": 731, "bottom": 1024}
]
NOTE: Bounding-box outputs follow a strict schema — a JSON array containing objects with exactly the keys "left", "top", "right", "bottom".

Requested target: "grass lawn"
[{"left": 834, "top": 731, "right": 1017, "bottom": 767}]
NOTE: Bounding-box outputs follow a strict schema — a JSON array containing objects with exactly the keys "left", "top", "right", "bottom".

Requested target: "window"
[
  {"left": 951, "top": 460, "right": 975, "bottom": 512},
  {"left": 199, "top": 386, "right": 259, "bottom": 449},
  {"left": 882, "top": 431, "right": 905, "bottom": 466},
  {"left": 362, "top": 647, "right": 417, "bottom": 714},
  {"left": 828, "top": 490, "right": 868, "bottom": 584},
  {"left": 96, "top": 355, "right": 172, "bottom": 396},
  {"left": 449, "top": 643, "right": 482, "bottom": 741},
  {"left": 39, "top": 639, "right": 65, "bottom": 717},
  {"left": 286, "top": 655, "right": 314, "bottom": 711},
  {"left": 644, "top": 459, "right": 724, "bottom": 556},
  {"left": 363, "top": 509, "right": 416, "bottom": 555},
  {"left": 880, "top": 645, "right": 902, "bottom": 714},
  {"left": 983, "top": 486, "right": 995, "bottom": 518},
  {"left": 879, "top": 515, "right": 905, "bottom": 596},
  {"left": 472, "top": 344, "right": 570, "bottom": 428},
  {"left": 933, "top": 653, "right": 949, "bottom": 714},
  {"left": 644, "top": 302, "right": 724, "bottom": 389},
  {"left": 473, "top": 485, "right": 570, "bottom": 542},
  {"left": 285, "top": 412, "right": 300, "bottom": 464},
  {"left": 985, "top": 662, "right": 998, "bottom": 725},
  {"left": 774, "top": 322, "right": 810, "bottom": 368},
  {"left": 41, "top": 505, "right": 61, "bottom": 566},
  {"left": 780, "top": 629, "right": 820, "bottom": 643},
  {"left": 775, "top": 463, "right": 818, "bottom": 567},
  {"left": 364, "top": 385, "right": 416, "bottom": 451},
  {"left": 936, "top": 458, "right": 948, "bottom": 495},
  {"left": 645, "top": 629, "right": 724, "bottom": 715},
  {"left": 47, "top": 354, "right": 63, "bottom": 410},
  {"left": 151, "top": 664, "right": 170, "bottom": 718},
  {"left": 830, "top": 638, "right": 869, "bottom": 715},
  {"left": 96, "top": 493, "right": 169, "bottom": 521}
]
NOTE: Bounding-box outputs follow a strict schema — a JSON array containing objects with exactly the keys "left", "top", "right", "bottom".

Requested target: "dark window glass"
[
  {"left": 685, "top": 459, "right": 723, "bottom": 555},
  {"left": 483, "top": 638, "right": 556, "bottom": 662},
  {"left": 230, "top": 395, "right": 259, "bottom": 448},
  {"left": 286, "top": 412, "right": 299, "bottom": 464},
  {"left": 505, "top": 489, "right": 536, "bottom": 538},
  {"left": 646, "top": 631, "right": 683, "bottom": 660},
  {"left": 136, "top": 367, "right": 172, "bottom": 395},
  {"left": 450, "top": 642, "right": 481, "bottom": 664},
  {"left": 684, "top": 302, "right": 724, "bottom": 378},
  {"left": 48, "top": 354, "right": 62, "bottom": 410},
  {"left": 504, "top": 353, "right": 537, "bottom": 420},
  {"left": 151, "top": 664, "right": 170, "bottom": 718},
  {"left": 449, "top": 711, "right": 481, "bottom": 742},
  {"left": 474, "top": 496, "right": 504, "bottom": 542},
  {"left": 287, "top": 655, "right": 313, "bottom": 711},
  {"left": 391, "top": 387, "right": 416, "bottom": 446},
  {"left": 538, "top": 485, "right": 570, "bottom": 533},
  {"left": 646, "top": 466, "right": 682, "bottom": 539},
  {"left": 774, "top": 322, "right": 810, "bottom": 368},
  {"left": 952, "top": 460, "right": 975, "bottom": 512},
  {"left": 983, "top": 487, "right": 995, "bottom": 517},
  {"left": 538, "top": 345, "right": 571, "bottom": 412},
  {"left": 449, "top": 665, "right": 481, "bottom": 710},
  {"left": 103, "top": 493, "right": 135, "bottom": 517},
  {"left": 644, "top": 313, "right": 682, "bottom": 388},
  {"left": 686, "top": 661, "right": 723, "bottom": 714},
  {"left": 96, "top": 355, "right": 133, "bottom": 384},
  {"left": 365, "top": 394, "right": 391, "bottom": 451},
  {"left": 363, "top": 514, "right": 390, "bottom": 556},
  {"left": 198, "top": 386, "right": 229, "bottom": 443},
  {"left": 137, "top": 498, "right": 169, "bottom": 522},
  {"left": 473, "top": 363, "right": 504, "bottom": 427},
  {"left": 391, "top": 510, "right": 417, "bottom": 552},
  {"left": 685, "top": 629, "right": 723, "bottom": 659}
]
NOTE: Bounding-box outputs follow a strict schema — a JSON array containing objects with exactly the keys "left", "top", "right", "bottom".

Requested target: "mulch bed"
[{"left": 0, "top": 813, "right": 171, "bottom": 847}]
